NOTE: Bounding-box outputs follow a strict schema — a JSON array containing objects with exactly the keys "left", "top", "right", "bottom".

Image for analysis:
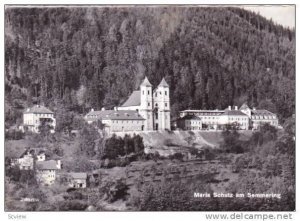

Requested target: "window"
[
  {"left": 165, "top": 91, "right": 167, "bottom": 96},
  {"left": 155, "top": 113, "right": 158, "bottom": 120},
  {"left": 165, "top": 103, "right": 167, "bottom": 107},
  {"left": 155, "top": 93, "right": 157, "bottom": 97},
  {"left": 155, "top": 103, "right": 158, "bottom": 107},
  {"left": 148, "top": 90, "right": 150, "bottom": 95},
  {"left": 148, "top": 102, "right": 150, "bottom": 107},
  {"left": 143, "top": 90, "right": 144, "bottom": 95}
]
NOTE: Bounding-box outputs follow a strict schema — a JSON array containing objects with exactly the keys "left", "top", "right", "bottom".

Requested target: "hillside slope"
[
  {"left": 5, "top": 6, "right": 295, "bottom": 127},
  {"left": 113, "top": 130, "right": 253, "bottom": 156}
]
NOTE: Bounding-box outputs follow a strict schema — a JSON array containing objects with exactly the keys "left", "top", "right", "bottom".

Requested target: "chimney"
[
  {"left": 228, "top": 106, "right": 231, "bottom": 110},
  {"left": 101, "top": 107, "right": 105, "bottom": 111},
  {"left": 253, "top": 107, "right": 256, "bottom": 110},
  {"left": 27, "top": 108, "right": 30, "bottom": 112},
  {"left": 91, "top": 108, "right": 94, "bottom": 112},
  {"left": 56, "top": 160, "right": 61, "bottom": 169},
  {"left": 235, "top": 106, "right": 238, "bottom": 110}
]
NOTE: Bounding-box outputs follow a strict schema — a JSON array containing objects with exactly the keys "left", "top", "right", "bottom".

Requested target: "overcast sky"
[{"left": 242, "top": 5, "right": 295, "bottom": 29}]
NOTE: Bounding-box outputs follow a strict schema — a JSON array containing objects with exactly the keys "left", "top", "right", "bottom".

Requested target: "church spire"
[
  {"left": 140, "top": 76, "right": 152, "bottom": 87},
  {"left": 158, "top": 77, "right": 169, "bottom": 87}
]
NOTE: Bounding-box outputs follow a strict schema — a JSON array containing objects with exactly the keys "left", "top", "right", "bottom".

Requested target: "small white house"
[
  {"left": 22, "top": 105, "right": 56, "bottom": 133},
  {"left": 36, "top": 160, "right": 61, "bottom": 185},
  {"left": 68, "top": 172, "right": 87, "bottom": 188}
]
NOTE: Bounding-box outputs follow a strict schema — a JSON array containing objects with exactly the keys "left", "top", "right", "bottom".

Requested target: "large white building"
[
  {"left": 22, "top": 105, "right": 56, "bottom": 133},
  {"left": 179, "top": 104, "right": 279, "bottom": 130},
  {"left": 85, "top": 77, "right": 171, "bottom": 132},
  {"left": 239, "top": 103, "right": 279, "bottom": 129}
]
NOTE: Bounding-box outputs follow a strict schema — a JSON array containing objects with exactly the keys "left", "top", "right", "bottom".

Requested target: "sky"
[{"left": 242, "top": 5, "right": 295, "bottom": 29}]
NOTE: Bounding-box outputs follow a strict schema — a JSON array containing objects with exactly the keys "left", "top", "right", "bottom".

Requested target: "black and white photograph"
[{"left": 4, "top": 4, "right": 295, "bottom": 213}]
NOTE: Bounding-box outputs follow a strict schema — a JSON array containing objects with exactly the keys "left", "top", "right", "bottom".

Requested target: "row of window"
[
  {"left": 252, "top": 115, "right": 277, "bottom": 120},
  {"left": 112, "top": 120, "right": 143, "bottom": 124},
  {"left": 186, "top": 121, "right": 201, "bottom": 125},
  {"left": 27, "top": 113, "right": 53, "bottom": 117},
  {"left": 142, "top": 90, "right": 168, "bottom": 96},
  {"left": 200, "top": 116, "right": 220, "bottom": 120},
  {"left": 148, "top": 102, "right": 168, "bottom": 107},
  {"left": 229, "top": 117, "right": 248, "bottom": 121}
]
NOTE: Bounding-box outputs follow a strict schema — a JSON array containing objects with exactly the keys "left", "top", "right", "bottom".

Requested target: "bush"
[
  {"left": 169, "top": 152, "right": 184, "bottom": 161},
  {"left": 5, "top": 129, "right": 24, "bottom": 140}
]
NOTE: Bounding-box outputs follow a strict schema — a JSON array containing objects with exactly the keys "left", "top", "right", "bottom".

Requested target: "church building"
[
  {"left": 118, "top": 77, "right": 171, "bottom": 131},
  {"left": 85, "top": 77, "right": 171, "bottom": 132}
]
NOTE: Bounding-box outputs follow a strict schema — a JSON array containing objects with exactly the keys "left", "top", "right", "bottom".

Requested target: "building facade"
[
  {"left": 68, "top": 172, "right": 87, "bottom": 188},
  {"left": 239, "top": 103, "right": 279, "bottom": 129},
  {"left": 22, "top": 105, "right": 56, "bottom": 133},
  {"left": 177, "top": 115, "right": 202, "bottom": 130},
  {"left": 85, "top": 109, "right": 145, "bottom": 133},
  {"left": 36, "top": 160, "right": 61, "bottom": 185}
]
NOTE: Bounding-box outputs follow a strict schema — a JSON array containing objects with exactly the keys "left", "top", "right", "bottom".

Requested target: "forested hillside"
[{"left": 5, "top": 6, "right": 295, "bottom": 127}]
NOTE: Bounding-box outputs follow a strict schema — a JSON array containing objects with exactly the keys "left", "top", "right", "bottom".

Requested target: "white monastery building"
[
  {"left": 179, "top": 103, "right": 278, "bottom": 130},
  {"left": 22, "top": 105, "right": 56, "bottom": 133},
  {"left": 85, "top": 77, "right": 171, "bottom": 133}
]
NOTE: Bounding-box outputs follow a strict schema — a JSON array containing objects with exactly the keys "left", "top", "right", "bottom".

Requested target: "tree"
[
  {"left": 55, "top": 110, "right": 75, "bottom": 135},
  {"left": 78, "top": 125, "right": 99, "bottom": 158},
  {"left": 38, "top": 118, "right": 54, "bottom": 140},
  {"left": 220, "top": 126, "right": 243, "bottom": 153},
  {"left": 102, "top": 134, "right": 125, "bottom": 159}
]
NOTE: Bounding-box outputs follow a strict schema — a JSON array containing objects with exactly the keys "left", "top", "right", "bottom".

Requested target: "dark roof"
[
  {"left": 36, "top": 160, "right": 59, "bottom": 170},
  {"left": 140, "top": 77, "right": 152, "bottom": 87},
  {"left": 158, "top": 78, "right": 169, "bottom": 87},
  {"left": 121, "top": 90, "right": 141, "bottom": 107},
  {"left": 85, "top": 110, "right": 145, "bottom": 121},
  {"left": 222, "top": 110, "right": 248, "bottom": 116},
  {"left": 180, "top": 110, "right": 224, "bottom": 113},
  {"left": 178, "top": 115, "right": 201, "bottom": 120},
  {"left": 251, "top": 109, "right": 276, "bottom": 116},
  {"left": 24, "top": 105, "right": 54, "bottom": 114},
  {"left": 70, "top": 172, "right": 87, "bottom": 180},
  {"left": 239, "top": 103, "right": 250, "bottom": 110},
  {"left": 5, "top": 146, "right": 27, "bottom": 159}
]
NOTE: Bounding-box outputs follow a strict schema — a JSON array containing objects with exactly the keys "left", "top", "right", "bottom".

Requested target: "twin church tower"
[{"left": 119, "top": 77, "right": 171, "bottom": 131}]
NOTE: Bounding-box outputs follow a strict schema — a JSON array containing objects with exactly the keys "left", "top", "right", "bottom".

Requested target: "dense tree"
[{"left": 5, "top": 7, "right": 294, "bottom": 127}]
